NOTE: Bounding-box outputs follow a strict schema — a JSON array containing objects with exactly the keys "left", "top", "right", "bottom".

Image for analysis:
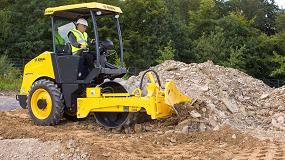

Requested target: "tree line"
[{"left": 0, "top": 0, "right": 285, "bottom": 86}]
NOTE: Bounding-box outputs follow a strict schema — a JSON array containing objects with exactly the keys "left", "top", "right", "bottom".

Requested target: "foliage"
[
  {"left": 0, "top": 0, "right": 284, "bottom": 87},
  {"left": 0, "top": 55, "right": 21, "bottom": 90},
  {"left": 276, "top": 11, "right": 285, "bottom": 32},
  {"left": 0, "top": 77, "right": 21, "bottom": 91},
  {"left": 156, "top": 40, "right": 175, "bottom": 63},
  {"left": 0, "top": 55, "right": 20, "bottom": 79}
]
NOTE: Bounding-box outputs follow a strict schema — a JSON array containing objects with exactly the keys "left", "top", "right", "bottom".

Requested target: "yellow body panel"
[
  {"left": 77, "top": 73, "right": 192, "bottom": 120},
  {"left": 77, "top": 95, "right": 161, "bottom": 119},
  {"left": 20, "top": 52, "right": 55, "bottom": 95},
  {"left": 44, "top": 2, "right": 122, "bottom": 16}
]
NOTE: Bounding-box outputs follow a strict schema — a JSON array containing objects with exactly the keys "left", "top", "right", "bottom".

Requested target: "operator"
[{"left": 68, "top": 18, "right": 95, "bottom": 70}]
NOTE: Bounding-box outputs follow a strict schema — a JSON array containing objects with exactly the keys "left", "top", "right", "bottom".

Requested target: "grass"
[{"left": 0, "top": 77, "right": 21, "bottom": 91}]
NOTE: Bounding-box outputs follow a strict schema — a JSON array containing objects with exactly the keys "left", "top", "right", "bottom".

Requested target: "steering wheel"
[{"left": 99, "top": 40, "right": 116, "bottom": 56}]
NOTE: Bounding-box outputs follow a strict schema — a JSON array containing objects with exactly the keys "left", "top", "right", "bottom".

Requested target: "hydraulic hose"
[{"left": 139, "top": 69, "right": 162, "bottom": 90}]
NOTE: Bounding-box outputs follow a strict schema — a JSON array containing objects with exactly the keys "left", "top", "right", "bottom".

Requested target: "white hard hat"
[{"left": 76, "top": 18, "right": 88, "bottom": 26}]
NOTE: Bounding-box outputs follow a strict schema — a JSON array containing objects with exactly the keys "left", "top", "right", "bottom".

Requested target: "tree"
[
  {"left": 225, "top": 0, "right": 279, "bottom": 35},
  {"left": 121, "top": 0, "right": 172, "bottom": 69},
  {"left": 269, "top": 32, "right": 285, "bottom": 78},
  {"left": 156, "top": 40, "right": 175, "bottom": 63},
  {"left": 189, "top": 0, "right": 220, "bottom": 38},
  {"left": 276, "top": 11, "right": 285, "bottom": 32}
]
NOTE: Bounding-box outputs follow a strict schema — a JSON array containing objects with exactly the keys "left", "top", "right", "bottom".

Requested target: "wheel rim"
[{"left": 31, "top": 88, "right": 52, "bottom": 120}]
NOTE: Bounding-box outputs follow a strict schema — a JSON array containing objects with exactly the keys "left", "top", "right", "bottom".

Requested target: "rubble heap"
[{"left": 127, "top": 60, "right": 285, "bottom": 132}]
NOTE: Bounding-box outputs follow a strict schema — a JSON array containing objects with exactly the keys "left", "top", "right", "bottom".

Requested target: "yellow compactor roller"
[{"left": 16, "top": 2, "right": 191, "bottom": 129}]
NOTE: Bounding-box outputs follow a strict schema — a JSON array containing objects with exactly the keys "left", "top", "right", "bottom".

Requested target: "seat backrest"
[
  {"left": 58, "top": 22, "right": 76, "bottom": 44},
  {"left": 56, "top": 22, "right": 75, "bottom": 55}
]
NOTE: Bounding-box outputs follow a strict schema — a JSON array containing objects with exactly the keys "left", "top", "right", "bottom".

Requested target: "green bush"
[
  {"left": 0, "top": 55, "right": 21, "bottom": 90},
  {"left": 0, "top": 55, "right": 20, "bottom": 79},
  {"left": 0, "top": 77, "right": 21, "bottom": 90}
]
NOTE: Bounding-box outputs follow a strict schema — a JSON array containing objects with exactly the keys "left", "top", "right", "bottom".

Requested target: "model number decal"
[{"left": 35, "top": 58, "right": 46, "bottom": 62}]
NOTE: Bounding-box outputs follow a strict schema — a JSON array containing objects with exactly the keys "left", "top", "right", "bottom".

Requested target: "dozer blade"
[{"left": 164, "top": 80, "right": 192, "bottom": 106}]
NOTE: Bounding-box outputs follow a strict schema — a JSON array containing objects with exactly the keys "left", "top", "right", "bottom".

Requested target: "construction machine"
[{"left": 16, "top": 2, "right": 191, "bottom": 129}]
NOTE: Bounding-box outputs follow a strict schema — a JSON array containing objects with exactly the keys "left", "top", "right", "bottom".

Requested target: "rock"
[
  {"left": 221, "top": 98, "right": 239, "bottom": 113},
  {"left": 134, "top": 124, "right": 143, "bottom": 133},
  {"left": 213, "top": 125, "right": 220, "bottom": 131},
  {"left": 166, "top": 66, "right": 178, "bottom": 71},
  {"left": 181, "top": 126, "right": 189, "bottom": 134},
  {"left": 259, "top": 109, "right": 269, "bottom": 116},
  {"left": 219, "top": 142, "right": 228, "bottom": 148},
  {"left": 201, "top": 108, "right": 207, "bottom": 113},
  {"left": 187, "top": 122, "right": 200, "bottom": 132},
  {"left": 69, "top": 148, "right": 75, "bottom": 153},
  {"left": 278, "top": 106, "right": 284, "bottom": 110},
  {"left": 170, "top": 137, "right": 176, "bottom": 143},
  {"left": 102, "top": 152, "right": 111, "bottom": 157},
  {"left": 209, "top": 116, "right": 218, "bottom": 127},
  {"left": 199, "top": 123, "right": 206, "bottom": 131},
  {"left": 277, "top": 116, "right": 285, "bottom": 124},
  {"left": 200, "top": 85, "right": 209, "bottom": 92},
  {"left": 232, "top": 134, "right": 236, "bottom": 139},
  {"left": 67, "top": 140, "right": 76, "bottom": 149},
  {"left": 81, "top": 153, "right": 87, "bottom": 159},
  {"left": 239, "top": 106, "right": 247, "bottom": 115},
  {"left": 180, "top": 67, "right": 188, "bottom": 71},
  {"left": 0, "top": 137, "right": 3, "bottom": 140},
  {"left": 271, "top": 113, "right": 285, "bottom": 130},
  {"left": 260, "top": 93, "right": 269, "bottom": 99},
  {"left": 248, "top": 111, "right": 256, "bottom": 116},
  {"left": 144, "top": 125, "right": 153, "bottom": 131},
  {"left": 175, "top": 119, "right": 192, "bottom": 130},
  {"left": 208, "top": 103, "right": 216, "bottom": 111},
  {"left": 124, "top": 127, "right": 131, "bottom": 134},
  {"left": 190, "top": 110, "right": 202, "bottom": 118},
  {"left": 164, "top": 130, "right": 175, "bottom": 135}
]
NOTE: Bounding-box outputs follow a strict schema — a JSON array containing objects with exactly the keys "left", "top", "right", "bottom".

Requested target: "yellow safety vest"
[{"left": 68, "top": 29, "right": 88, "bottom": 53}]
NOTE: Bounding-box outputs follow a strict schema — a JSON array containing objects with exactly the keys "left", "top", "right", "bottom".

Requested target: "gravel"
[
  {"left": 0, "top": 139, "right": 60, "bottom": 160},
  {"left": 126, "top": 60, "right": 285, "bottom": 133},
  {"left": 0, "top": 96, "right": 20, "bottom": 111}
]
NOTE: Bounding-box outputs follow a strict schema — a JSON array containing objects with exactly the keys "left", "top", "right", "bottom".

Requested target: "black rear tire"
[{"left": 27, "top": 79, "right": 64, "bottom": 125}]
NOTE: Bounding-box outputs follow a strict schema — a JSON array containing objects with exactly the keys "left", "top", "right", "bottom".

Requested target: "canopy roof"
[{"left": 44, "top": 2, "right": 122, "bottom": 19}]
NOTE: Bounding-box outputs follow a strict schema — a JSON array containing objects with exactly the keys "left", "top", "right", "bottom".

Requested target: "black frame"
[
  {"left": 49, "top": 11, "right": 127, "bottom": 109},
  {"left": 50, "top": 10, "right": 124, "bottom": 68}
]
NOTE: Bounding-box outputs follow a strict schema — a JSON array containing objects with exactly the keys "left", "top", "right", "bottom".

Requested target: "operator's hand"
[
  {"left": 80, "top": 44, "right": 87, "bottom": 50},
  {"left": 91, "top": 39, "right": 96, "bottom": 44}
]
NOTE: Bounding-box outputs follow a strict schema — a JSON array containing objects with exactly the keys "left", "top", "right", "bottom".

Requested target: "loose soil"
[{"left": 0, "top": 109, "right": 284, "bottom": 160}]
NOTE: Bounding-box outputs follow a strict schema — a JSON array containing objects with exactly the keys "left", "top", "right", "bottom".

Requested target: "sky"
[{"left": 275, "top": 0, "right": 285, "bottom": 9}]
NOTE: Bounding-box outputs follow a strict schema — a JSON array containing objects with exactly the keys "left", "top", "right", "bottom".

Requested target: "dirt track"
[{"left": 0, "top": 108, "right": 284, "bottom": 160}]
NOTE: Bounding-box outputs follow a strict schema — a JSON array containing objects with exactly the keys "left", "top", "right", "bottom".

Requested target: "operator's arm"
[
  {"left": 68, "top": 32, "right": 81, "bottom": 48},
  {"left": 87, "top": 37, "right": 91, "bottom": 46},
  {"left": 87, "top": 37, "right": 96, "bottom": 46}
]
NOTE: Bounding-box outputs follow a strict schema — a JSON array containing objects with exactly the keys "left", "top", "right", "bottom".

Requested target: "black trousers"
[
  {"left": 81, "top": 52, "right": 107, "bottom": 71},
  {"left": 82, "top": 52, "right": 95, "bottom": 71}
]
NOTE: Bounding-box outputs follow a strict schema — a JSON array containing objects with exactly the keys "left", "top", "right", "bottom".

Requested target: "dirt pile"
[{"left": 127, "top": 60, "right": 285, "bottom": 132}]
